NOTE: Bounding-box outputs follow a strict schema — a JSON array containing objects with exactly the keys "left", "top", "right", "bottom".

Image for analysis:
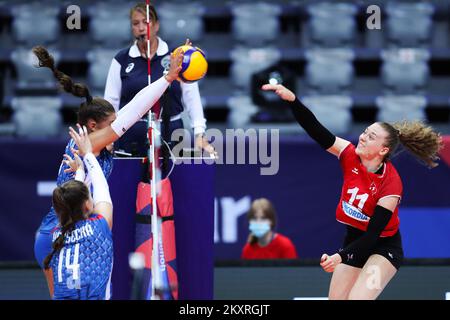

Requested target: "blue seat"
[
  {"left": 88, "top": 2, "right": 131, "bottom": 48},
  {"left": 158, "top": 2, "right": 205, "bottom": 47},
  {"left": 230, "top": 46, "right": 281, "bottom": 91},
  {"left": 381, "top": 48, "right": 430, "bottom": 94},
  {"left": 305, "top": 48, "right": 355, "bottom": 94},
  {"left": 10, "top": 47, "right": 60, "bottom": 92},
  {"left": 386, "top": 1, "right": 435, "bottom": 47},
  {"left": 306, "top": 2, "right": 357, "bottom": 47},
  {"left": 376, "top": 95, "right": 427, "bottom": 122},
  {"left": 86, "top": 49, "right": 118, "bottom": 97},
  {"left": 301, "top": 95, "right": 353, "bottom": 134},
  {"left": 227, "top": 94, "right": 259, "bottom": 128},
  {"left": 12, "top": 2, "right": 60, "bottom": 45},
  {"left": 11, "top": 96, "right": 63, "bottom": 137},
  {"left": 231, "top": 2, "right": 281, "bottom": 46}
]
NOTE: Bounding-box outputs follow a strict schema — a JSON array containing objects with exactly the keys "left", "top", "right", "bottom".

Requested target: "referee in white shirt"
[{"left": 104, "top": 2, "right": 213, "bottom": 157}]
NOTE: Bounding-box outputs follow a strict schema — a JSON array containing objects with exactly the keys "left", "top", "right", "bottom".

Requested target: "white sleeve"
[
  {"left": 104, "top": 58, "right": 122, "bottom": 113},
  {"left": 110, "top": 76, "right": 170, "bottom": 137},
  {"left": 74, "top": 167, "right": 85, "bottom": 182},
  {"left": 83, "top": 153, "right": 111, "bottom": 206},
  {"left": 180, "top": 81, "right": 207, "bottom": 136}
]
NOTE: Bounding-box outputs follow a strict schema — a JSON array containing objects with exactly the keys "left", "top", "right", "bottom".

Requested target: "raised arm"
[
  {"left": 261, "top": 84, "right": 350, "bottom": 157},
  {"left": 69, "top": 125, "right": 113, "bottom": 229},
  {"left": 62, "top": 149, "right": 85, "bottom": 182},
  {"left": 89, "top": 49, "right": 183, "bottom": 154}
]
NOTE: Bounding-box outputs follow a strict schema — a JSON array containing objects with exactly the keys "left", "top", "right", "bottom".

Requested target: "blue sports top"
[
  {"left": 50, "top": 213, "right": 113, "bottom": 300},
  {"left": 38, "top": 139, "right": 113, "bottom": 233}
]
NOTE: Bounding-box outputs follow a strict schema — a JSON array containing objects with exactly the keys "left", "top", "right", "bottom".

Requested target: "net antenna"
[{"left": 146, "top": 0, "right": 163, "bottom": 300}]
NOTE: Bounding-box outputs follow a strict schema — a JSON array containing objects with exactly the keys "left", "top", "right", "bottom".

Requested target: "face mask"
[{"left": 249, "top": 221, "right": 271, "bottom": 238}]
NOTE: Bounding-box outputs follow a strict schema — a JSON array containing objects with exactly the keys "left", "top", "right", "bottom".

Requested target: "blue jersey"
[
  {"left": 38, "top": 139, "right": 113, "bottom": 233},
  {"left": 50, "top": 213, "right": 113, "bottom": 300}
]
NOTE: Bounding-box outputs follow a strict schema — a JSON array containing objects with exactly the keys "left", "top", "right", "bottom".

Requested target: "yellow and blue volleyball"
[{"left": 173, "top": 45, "right": 208, "bottom": 83}]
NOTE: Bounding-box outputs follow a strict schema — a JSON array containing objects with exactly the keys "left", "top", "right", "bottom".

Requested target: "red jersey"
[
  {"left": 336, "top": 143, "right": 403, "bottom": 237},
  {"left": 241, "top": 233, "right": 298, "bottom": 259}
]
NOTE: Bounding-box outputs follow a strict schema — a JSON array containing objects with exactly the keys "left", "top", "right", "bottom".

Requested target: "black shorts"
[{"left": 339, "top": 226, "right": 404, "bottom": 270}]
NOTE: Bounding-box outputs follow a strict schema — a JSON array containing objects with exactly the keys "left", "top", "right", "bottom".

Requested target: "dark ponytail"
[
  {"left": 33, "top": 46, "right": 92, "bottom": 100},
  {"left": 32, "top": 46, "right": 115, "bottom": 127},
  {"left": 43, "top": 180, "right": 90, "bottom": 269}
]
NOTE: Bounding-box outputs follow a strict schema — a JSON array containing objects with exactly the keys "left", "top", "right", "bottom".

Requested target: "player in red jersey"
[{"left": 263, "top": 83, "right": 443, "bottom": 299}]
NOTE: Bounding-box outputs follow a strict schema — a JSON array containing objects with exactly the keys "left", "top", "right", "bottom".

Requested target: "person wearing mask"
[{"left": 242, "top": 198, "right": 298, "bottom": 260}]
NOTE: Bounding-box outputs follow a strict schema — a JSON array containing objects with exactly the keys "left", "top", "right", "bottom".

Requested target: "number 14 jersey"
[{"left": 50, "top": 214, "right": 113, "bottom": 300}]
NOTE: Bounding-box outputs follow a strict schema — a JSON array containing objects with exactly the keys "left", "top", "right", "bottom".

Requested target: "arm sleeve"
[
  {"left": 74, "top": 167, "right": 85, "bottom": 182},
  {"left": 181, "top": 81, "right": 207, "bottom": 135},
  {"left": 104, "top": 58, "right": 122, "bottom": 113},
  {"left": 289, "top": 98, "right": 336, "bottom": 150},
  {"left": 110, "top": 76, "right": 170, "bottom": 137},
  {"left": 338, "top": 205, "right": 393, "bottom": 263},
  {"left": 83, "top": 153, "right": 112, "bottom": 206}
]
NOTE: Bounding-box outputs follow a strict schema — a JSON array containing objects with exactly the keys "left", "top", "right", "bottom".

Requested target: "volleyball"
[{"left": 173, "top": 45, "right": 208, "bottom": 83}]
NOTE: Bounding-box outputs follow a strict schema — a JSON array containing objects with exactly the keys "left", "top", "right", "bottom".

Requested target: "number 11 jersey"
[{"left": 336, "top": 143, "right": 403, "bottom": 237}]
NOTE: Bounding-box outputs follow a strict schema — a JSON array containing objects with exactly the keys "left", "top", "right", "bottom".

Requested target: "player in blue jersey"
[
  {"left": 32, "top": 46, "right": 183, "bottom": 297},
  {"left": 44, "top": 124, "right": 113, "bottom": 299}
]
